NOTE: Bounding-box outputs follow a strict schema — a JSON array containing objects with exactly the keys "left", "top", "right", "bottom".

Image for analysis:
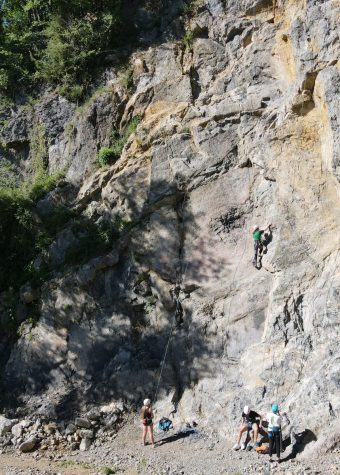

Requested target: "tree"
[{"left": 0, "top": 0, "right": 122, "bottom": 98}]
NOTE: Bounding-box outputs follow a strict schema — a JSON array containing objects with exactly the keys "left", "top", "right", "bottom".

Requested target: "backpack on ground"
[
  {"left": 158, "top": 417, "right": 173, "bottom": 432},
  {"left": 255, "top": 444, "right": 269, "bottom": 454}
]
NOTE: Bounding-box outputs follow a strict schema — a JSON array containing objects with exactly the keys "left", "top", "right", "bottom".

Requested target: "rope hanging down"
[{"left": 152, "top": 151, "right": 189, "bottom": 404}]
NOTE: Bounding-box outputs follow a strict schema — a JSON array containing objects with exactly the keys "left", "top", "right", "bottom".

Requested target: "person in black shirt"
[
  {"left": 140, "top": 398, "right": 155, "bottom": 447},
  {"left": 232, "top": 405, "right": 262, "bottom": 450}
]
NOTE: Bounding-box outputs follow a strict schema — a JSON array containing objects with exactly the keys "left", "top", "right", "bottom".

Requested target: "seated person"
[{"left": 233, "top": 405, "right": 262, "bottom": 450}]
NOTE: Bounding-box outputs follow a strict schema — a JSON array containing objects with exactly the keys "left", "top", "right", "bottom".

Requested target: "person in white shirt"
[
  {"left": 266, "top": 403, "right": 282, "bottom": 463},
  {"left": 232, "top": 405, "right": 263, "bottom": 450}
]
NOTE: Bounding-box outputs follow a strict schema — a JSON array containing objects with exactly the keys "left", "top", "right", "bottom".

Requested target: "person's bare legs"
[
  {"left": 142, "top": 426, "right": 147, "bottom": 445},
  {"left": 148, "top": 425, "right": 155, "bottom": 447},
  {"left": 237, "top": 425, "right": 248, "bottom": 445},
  {"left": 252, "top": 423, "right": 258, "bottom": 443}
]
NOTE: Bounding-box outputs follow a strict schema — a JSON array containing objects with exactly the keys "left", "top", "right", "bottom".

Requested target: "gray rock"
[
  {"left": 79, "top": 429, "right": 94, "bottom": 439},
  {"left": 75, "top": 418, "right": 92, "bottom": 429},
  {"left": 0, "top": 417, "right": 17, "bottom": 436},
  {"left": 33, "top": 93, "right": 76, "bottom": 142},
  {"left": 79, "top": 437, "right": 92, "bottom": 451},
  {"left": 1, "top": 110, "right": 30, "bottom": 146},
  {"left": 11, "top": 423, "right": 23, "bottom": 438},
  {"left": 103, "top": 415, "right": 118, "bottom": 428},
  {"left": 65, "top": 423, "right": 76, "bottom": 435},
  {"left": 48, "top": 228, "right": 78, "bottom": 267},
  {"left": 19, "top": 437, "right": 39, "bottom": 453}
]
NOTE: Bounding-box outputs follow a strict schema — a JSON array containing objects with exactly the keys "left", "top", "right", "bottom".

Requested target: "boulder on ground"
[
  {"left": 75, "top": 417, "right": 92, "bottom": 429},
  {"left": 19, "top": 437, "right": 39, "bottom": 453},
  {"left": 79, "top": 437, "right": 92, "bottom": 451},
  {"left": 0, "top": 416, "right": 17, "bottom": 436}
]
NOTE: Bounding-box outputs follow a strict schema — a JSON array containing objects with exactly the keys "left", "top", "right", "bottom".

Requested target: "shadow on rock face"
[{"left": 0, "top": 175, "right": 228, "bottom": 420}]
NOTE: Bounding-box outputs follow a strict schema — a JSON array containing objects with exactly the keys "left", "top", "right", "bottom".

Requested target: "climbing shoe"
[
  {"left": 246, "top": 443, "right": 252, "bottom": 451},
  {"left": 232, "top": 443, "right": 241, "bottom": 450}
]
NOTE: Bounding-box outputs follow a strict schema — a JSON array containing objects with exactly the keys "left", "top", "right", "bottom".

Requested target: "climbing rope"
[
  {"left": 153, "top": 321, "right": 175, "bottom": 404},
  {"left": 152, "top": 150, "right": 190, "bottom": 404}
]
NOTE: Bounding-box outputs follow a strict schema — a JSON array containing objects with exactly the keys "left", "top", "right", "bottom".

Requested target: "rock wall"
[{"left": 1, "top": 0, "right": 340, "bottom": 455}]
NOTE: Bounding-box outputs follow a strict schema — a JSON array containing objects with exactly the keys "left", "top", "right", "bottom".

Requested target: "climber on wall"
[
  {"left": 232, "top": 405, "right": 263, "bottom": 450},
  {"left": 252, "top": 223, "right": 271, "bottom": 267},
  {"left": 265, "top": 403, "right": 282, "bottom": 463},
  {"left": 141, "top": 398, "right": 155, "bottom": 448}
]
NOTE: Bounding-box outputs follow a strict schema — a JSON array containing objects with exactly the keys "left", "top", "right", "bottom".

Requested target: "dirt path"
[
  {"left": 1, "top": 453, "right": 94, "bottom": 475},
  {"left": 2, "top": 420, "right": 340, "bottom": 475}
]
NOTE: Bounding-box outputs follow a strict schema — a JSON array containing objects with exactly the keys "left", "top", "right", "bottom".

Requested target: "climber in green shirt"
[{"left": 252, "top": 224, "right": 271, "bottom": 267}]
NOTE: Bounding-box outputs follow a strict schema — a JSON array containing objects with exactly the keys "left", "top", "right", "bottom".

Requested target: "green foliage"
[
  {"left": 115, "top": 117, "right": 140, "bottom": 149},
  {"left": 97, "top": 147, "right": 117, "bottom": 167},
  {"left": 101, "top": 467, "right": 117, "bottom": 475},
  {"left": 0, "top": 157, "right": 129, "bottom": 292},
  {"left": 0, "top": 0, "right": 122, "bottom": 98},
  {"left": 64, "top": 216, "right": 128, "bottom": 267},
  {"left": 119, "top": 65, "right": 134, "bottom": 89},
  {"left": 0, "top": 126, "right": 64, "bottom": 291},
  {"left": 58, "top": 84, "right": 84, "bottom": 103},
  {"left": 181, "top": 127, "right": 191, "bottom": 135},
  {"left": 36, "top": 14, "right": 117, "bottom": 98},
  {"left": 0, "top": 288, "right": 18, "bottom": 334},
  {"left": 144, "top": 295, "right": 157, "bottom": 315},
  {"left": 183, "top": 0, "right": 204, "bottom": 16},
  {"left": 28, "top": 170, "right": 64, "bottom": 202},
  {"left": 29, "top": 122, "right": 47, "bottom": 170},
  {"left": 135, "top": 271, "right": 149, "bottom": 285},
  {"left": 182, "top": 29, "right": 196, "bottom": 50},
  {"left": 43, "top": 206, "right": 77, "bottom": 235},
  {"left": 58, "top": 460, "right": 91, "bottom": 469},
  {"left": 17, "top": 311, "right": 39, "bottom": 337},
  {"left": 110, "top": 133, "right": 126, "bottom": 160},
  {"left": 0, "top": 161, "right": 19, "bottom": 189},
  {"left": 125, "top": 116, "right": 140, "bottom": 136},
  {"left": 17, "top": 121, "right": 66, "bottom": 201},
  {"left": 98, "top": 117, "right": 140, "bottom": 166},
  {"left": 0, "top": 188, "right": 37, "bottom": 290}
]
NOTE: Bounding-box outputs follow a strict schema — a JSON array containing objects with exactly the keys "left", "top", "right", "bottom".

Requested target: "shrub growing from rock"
[{"left": 97, "top": 147, "right": 118, "bottom": 167}]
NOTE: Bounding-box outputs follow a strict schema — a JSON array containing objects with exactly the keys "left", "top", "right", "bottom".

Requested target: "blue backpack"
[{"left": 158, "top": 417, "right": 173, "bottom": 432}]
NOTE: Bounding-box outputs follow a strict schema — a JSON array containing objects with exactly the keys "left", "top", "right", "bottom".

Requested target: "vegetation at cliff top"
[
  {"left": 0, "top": 0, "right": 123, "bottom": 100},
  {"left": 0, "top": 0, "right": 195, "bottom": 102}
]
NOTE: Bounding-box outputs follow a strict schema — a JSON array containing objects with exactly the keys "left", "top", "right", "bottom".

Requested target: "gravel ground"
[{"left": 2, "top": 419, "right": 340, "bottom": 475}]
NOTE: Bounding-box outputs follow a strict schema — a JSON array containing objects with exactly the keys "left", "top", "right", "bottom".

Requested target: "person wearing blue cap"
[{"left": 266, "top": 403, "right": 282, "bottom": 463}]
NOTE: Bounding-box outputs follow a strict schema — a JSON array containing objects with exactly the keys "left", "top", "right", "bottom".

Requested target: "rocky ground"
[{"left": 2, "top": 418, "right": 340, "bottom": 475}]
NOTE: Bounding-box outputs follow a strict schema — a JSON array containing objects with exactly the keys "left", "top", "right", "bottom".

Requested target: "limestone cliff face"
[{"left": 1, "top": 0, "right": 340, "bottom": 454}]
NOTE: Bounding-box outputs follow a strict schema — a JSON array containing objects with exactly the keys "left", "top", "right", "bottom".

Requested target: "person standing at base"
[
  {"left": 141, "top": 398, "right": 155, "bottom": 448},
  {"left": 266, "top": 403, "right": 282, "bottom": 463}
]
